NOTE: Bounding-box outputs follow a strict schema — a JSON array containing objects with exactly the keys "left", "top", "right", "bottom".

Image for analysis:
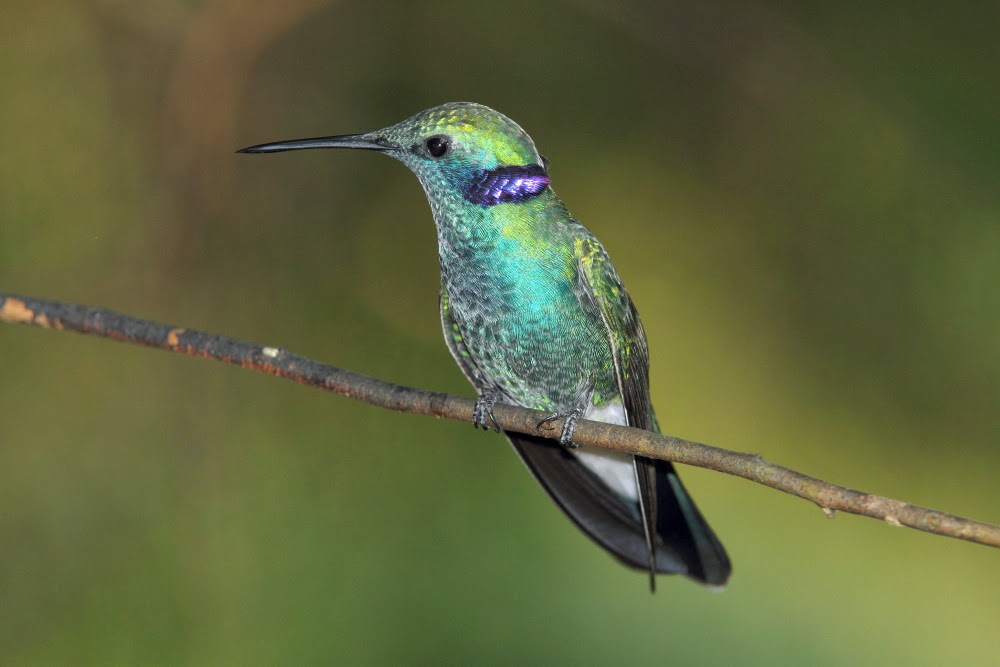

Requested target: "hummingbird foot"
[
  {"left": 537, "top": 409, "right": 584, "bottom": 449},
  {"left": 472, "top": 392, "right": 501, "bottom": 432}
]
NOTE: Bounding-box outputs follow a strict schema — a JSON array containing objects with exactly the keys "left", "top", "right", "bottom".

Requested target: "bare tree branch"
[{"left": 3, "top": 292, "right": 998, "bottom": 549}]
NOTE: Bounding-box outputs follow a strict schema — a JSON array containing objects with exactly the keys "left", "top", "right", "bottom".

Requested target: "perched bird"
[{"left": 239, "top": 102, "right": 731, "bottom": 590}]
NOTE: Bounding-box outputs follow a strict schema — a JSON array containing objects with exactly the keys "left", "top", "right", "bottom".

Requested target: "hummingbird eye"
[{"left": 425, "top": 135, "right": 451, "bottom": 158}]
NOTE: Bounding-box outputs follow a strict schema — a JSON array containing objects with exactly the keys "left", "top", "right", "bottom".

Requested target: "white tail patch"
[{"left": 572, "top": 401, "right": 639, "bottom": 504}]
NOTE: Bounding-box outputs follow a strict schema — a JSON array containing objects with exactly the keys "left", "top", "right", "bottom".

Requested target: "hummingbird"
[{"left": 239, "top": 102, "right": 731, "bottom": 591}]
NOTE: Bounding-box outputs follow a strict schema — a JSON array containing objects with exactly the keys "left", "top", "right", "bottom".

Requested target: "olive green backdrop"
[{"left": 1, "top": 1, "right": 997, "bottom": 664}]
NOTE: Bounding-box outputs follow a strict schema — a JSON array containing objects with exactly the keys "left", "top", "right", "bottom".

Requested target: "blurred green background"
[{"left": 1, "top": 1, "right": 998, "bottom": 664}]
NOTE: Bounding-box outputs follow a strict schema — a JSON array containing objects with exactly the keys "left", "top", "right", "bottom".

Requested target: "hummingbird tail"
[
  {"left": 506, "top": 432, "right": 731, "bottom": 588},
  {"left": 645, "top": 456, "right": 731, "bottom": 588}
]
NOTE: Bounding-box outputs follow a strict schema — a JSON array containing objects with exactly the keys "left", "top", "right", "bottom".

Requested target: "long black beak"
[{"left": 237, "top": 133, "right": 400, "bottom": 154}]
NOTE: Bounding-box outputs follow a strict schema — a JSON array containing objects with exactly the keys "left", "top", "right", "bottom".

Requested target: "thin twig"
[{"left": 3, "top": 293, "right": 998, "bottom": 549}]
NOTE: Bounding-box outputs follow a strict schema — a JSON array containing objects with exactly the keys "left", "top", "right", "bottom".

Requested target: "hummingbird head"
[{"left": 239, "top": 102, "right": 551, "bottom": 207}]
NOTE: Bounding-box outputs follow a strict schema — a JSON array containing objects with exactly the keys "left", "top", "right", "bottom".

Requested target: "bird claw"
[
  {"left": 472, "top": 393, "right": 501, "bottom": 432},
  {"left": 537, "top": 409, "right": 583, "bottom": 449}
]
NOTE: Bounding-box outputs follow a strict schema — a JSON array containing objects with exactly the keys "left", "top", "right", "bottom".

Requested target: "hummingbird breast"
[{"left": 436, "top": 196, "right": 618, "bottom": 412}]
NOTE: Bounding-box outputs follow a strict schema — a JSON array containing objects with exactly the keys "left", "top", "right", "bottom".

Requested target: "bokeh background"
[{"left": 1, "top": 1, "right": 998, "bottom": 664}]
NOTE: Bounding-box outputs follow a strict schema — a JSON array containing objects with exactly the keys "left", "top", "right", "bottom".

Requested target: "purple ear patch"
[{"left": 462, "top": 164, "right": 550, "bottom": 206}]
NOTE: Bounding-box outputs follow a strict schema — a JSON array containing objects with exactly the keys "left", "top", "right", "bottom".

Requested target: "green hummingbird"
[{"left": 239, "top": 102, "right": 731, "bottom": 591}]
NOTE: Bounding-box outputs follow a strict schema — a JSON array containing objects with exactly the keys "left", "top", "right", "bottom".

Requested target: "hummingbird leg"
[
  {"left": 472, "top": 392, "right": 501, "bottom": 432},
  {"left": 537, "top": 408, "right": 584, "bottom": 449}
]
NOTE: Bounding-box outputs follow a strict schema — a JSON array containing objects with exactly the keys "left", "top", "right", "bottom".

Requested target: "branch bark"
[{"left": 3, "top": 292, "right": 998, "bottom": 549}]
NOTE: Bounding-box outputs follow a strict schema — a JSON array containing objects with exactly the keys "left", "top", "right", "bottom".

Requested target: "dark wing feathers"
[{"left": 574, "top": 231, "right": 731, "bottom": 588}]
